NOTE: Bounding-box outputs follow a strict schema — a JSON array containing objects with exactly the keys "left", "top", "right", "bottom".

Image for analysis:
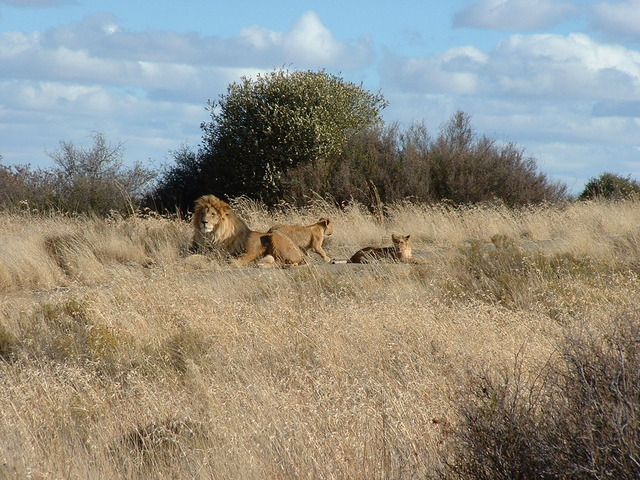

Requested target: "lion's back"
[
  {"left": 262, "top": 231, "right": 305, "bottom": 265},
  {"left": 269, "top": 224, "right": 315, "bottom": 246}
]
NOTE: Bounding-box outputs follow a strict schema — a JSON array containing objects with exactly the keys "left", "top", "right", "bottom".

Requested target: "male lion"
[
  {"left": 268, "top": 218, "right": 333, "bottom": 262},
  {"left": 191, "top": 194, "right": 302, "bottom": 266},
  {"left": 349, "top": 234, "right": 412, "bottom": 263}
]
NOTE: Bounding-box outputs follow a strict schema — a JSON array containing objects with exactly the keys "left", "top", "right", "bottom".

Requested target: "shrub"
[
  {"left": 1, "top": 132, "right": 157, "bottom": 215},
  {"left": 147, "top": 144, "right": 203, "bottom": 214},
  {"left": 579, "top": 172, "right": 640, "bottom": 200},
  {"left": 153, "top": 102, "right": 566, "bottom": 210},
  {"left": 285, "top": 111, "right": 567, "bottom": 208},
  {"left": 445, "top": 310, "right": 640, "bottom": 480},
  {"left": 199, "top": 68, "right": 386, "bottom": 206},
  {"left": 428, "top": 111, "right": 566, "bottom": 206},
  {"left": 46, "top": 132, "right": 157, "bottom": 215},
  {"left": 0, "top": 163, "right": 58, "bottom": 211},
  {"left": 285, "top": 123, "right": 414, "bottom": 206}
]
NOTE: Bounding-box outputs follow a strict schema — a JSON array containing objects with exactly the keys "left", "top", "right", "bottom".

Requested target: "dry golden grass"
[{"left": 1, "top": 200, "right": 639, "bottom": 479}]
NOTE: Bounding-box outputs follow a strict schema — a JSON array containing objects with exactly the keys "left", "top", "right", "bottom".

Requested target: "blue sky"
[{"left": 1, "top": 0, "right": 639, "bottom": 194}]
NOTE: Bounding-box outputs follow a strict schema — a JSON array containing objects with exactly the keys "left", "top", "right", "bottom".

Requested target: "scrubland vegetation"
[
  {"left": 3, "top": 68, "right": 638, "bottom": 479},
  {"left": 1, "top": 199, "right": 639, "bottom": 479}
]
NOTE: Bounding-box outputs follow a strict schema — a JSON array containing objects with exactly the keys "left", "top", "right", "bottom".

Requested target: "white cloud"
[
  {"left": 239, "top": 25, "right": 282, "bottom": 51},
  {"left": 0, "top": 78, "right": 207, "bottom": 167},
  {"left": 383, "top": 33, "right": 640, "bottom": 104},
  {"left": 0, "top": 11, "right": 373, "bottom": 106},
  {"left": 36, "top": 11, "right": 372, "bottom": 71},
  {"left": 487, "top": 33, "right": 640, "bottom": 100},
  {"left": 0, "top": 31, "right": 39, "bottom": 58},
  {"left": 238, "top": 11, "right": 373, "bottom": 69},
  {"left": 382, "top": 46, "right": 488, "bottom": 95},
  {"left": 0, "top": 11, "right": 375, "bottom": 170},
  {"left": 453, "top": 0, "right": 579, "bottom": 31},
  {"left": 591, "top": 0, "right": 640, "bottom": 41},
  {"left": 283, "top": 11, "right": 348, "bottom": 65}
]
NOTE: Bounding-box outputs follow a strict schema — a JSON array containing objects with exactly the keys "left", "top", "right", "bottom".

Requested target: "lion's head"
[
  {"left": 191, "top": 194, "right": 252, "bottom": 256},
  {"left": 319, "top": 218, "right": 333, "bottom": 236},
  {"left": 192, "top": 195, "right": 230, "bottom": 235}
]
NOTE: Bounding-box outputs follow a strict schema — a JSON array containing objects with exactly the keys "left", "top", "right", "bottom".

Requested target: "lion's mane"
[{"left": 191, "top": 194, "right": 255, "bottom": 257}]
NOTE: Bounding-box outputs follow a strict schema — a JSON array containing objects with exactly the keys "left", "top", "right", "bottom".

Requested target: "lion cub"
[
  {"left": 268, "top": 218, "right": 333, "bottom": 262},
  {"left": 349, "top": 234, "right": 412, "bottom": 263},
  {"left": 259, "top": 231, "right": 306, "bottom": 266}
]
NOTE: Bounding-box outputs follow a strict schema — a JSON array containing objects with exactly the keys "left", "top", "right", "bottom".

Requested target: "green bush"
[
  {"left": 579, "top": 172, "right": 640, "bottom": 200},
  {"left": 207, "top": 69, "right": 385, "bottom": 203}
]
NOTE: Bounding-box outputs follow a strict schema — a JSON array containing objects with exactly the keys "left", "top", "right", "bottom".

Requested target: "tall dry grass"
[{"left": 1, "top": 200, "right": 639, "bottom": 479}]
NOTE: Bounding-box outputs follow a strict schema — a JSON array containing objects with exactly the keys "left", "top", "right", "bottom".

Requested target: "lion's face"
[
  {"left": 391, "top": 234, "right": 412, "bottom": 257},
  {"left": 193, "top": 195, "right": 231, "bottom": 234},
  {"left": 321, "top": 218, "right": 334, "bottom": 236}
]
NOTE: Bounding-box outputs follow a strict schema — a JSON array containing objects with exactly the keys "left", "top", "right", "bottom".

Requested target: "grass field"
[{"left": 1, "top": 199, "right": 639, "bottom": 479}]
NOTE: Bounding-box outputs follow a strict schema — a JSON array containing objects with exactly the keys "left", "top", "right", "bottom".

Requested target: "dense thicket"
[
  {"left": 152, "top": 107, "right": 567, "bottom": 212},
  {"left": 152, "top": 69, "right": 387, "bottom": 211},
  {"left": 285, "top": 111, "right": 567, "bottom": 207}
]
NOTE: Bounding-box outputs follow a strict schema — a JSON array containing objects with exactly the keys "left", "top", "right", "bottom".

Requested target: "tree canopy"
[{"left": 160, "top": 69, "right": 387, "bottom": 208}]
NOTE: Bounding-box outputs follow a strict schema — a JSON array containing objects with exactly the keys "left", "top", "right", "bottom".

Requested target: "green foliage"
[
  {"left": 579, "top": 172, "right": 640, "bottom": 200},
  {"left": 153, "top": 69, "right": 387, "bottom": 209}
]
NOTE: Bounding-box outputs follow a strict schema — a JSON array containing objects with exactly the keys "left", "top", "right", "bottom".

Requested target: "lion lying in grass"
[
  {"left": 190, "top": 194, "right": 304, "bottom": 266},
  {"left": 268, "top": 218, "right": 333, "bottom": 262},
  {"left": 260, "top": 231, "right": 305, "bottom": 266},
  {"left": 349, "top": 234, "right": 413, "bottom": 263}
]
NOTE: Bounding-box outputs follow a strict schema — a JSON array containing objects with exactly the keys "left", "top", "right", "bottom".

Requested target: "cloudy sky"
[{"left": 1, "top": 0, "right": 639, "bottom": 194}]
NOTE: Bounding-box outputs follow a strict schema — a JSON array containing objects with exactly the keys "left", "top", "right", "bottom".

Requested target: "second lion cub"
[
  {"left": 268, "top": 218, "right": 333, "bottom": 262},
  {"left": 349, "top": 234, "right": 412, "bottom": 263}
]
